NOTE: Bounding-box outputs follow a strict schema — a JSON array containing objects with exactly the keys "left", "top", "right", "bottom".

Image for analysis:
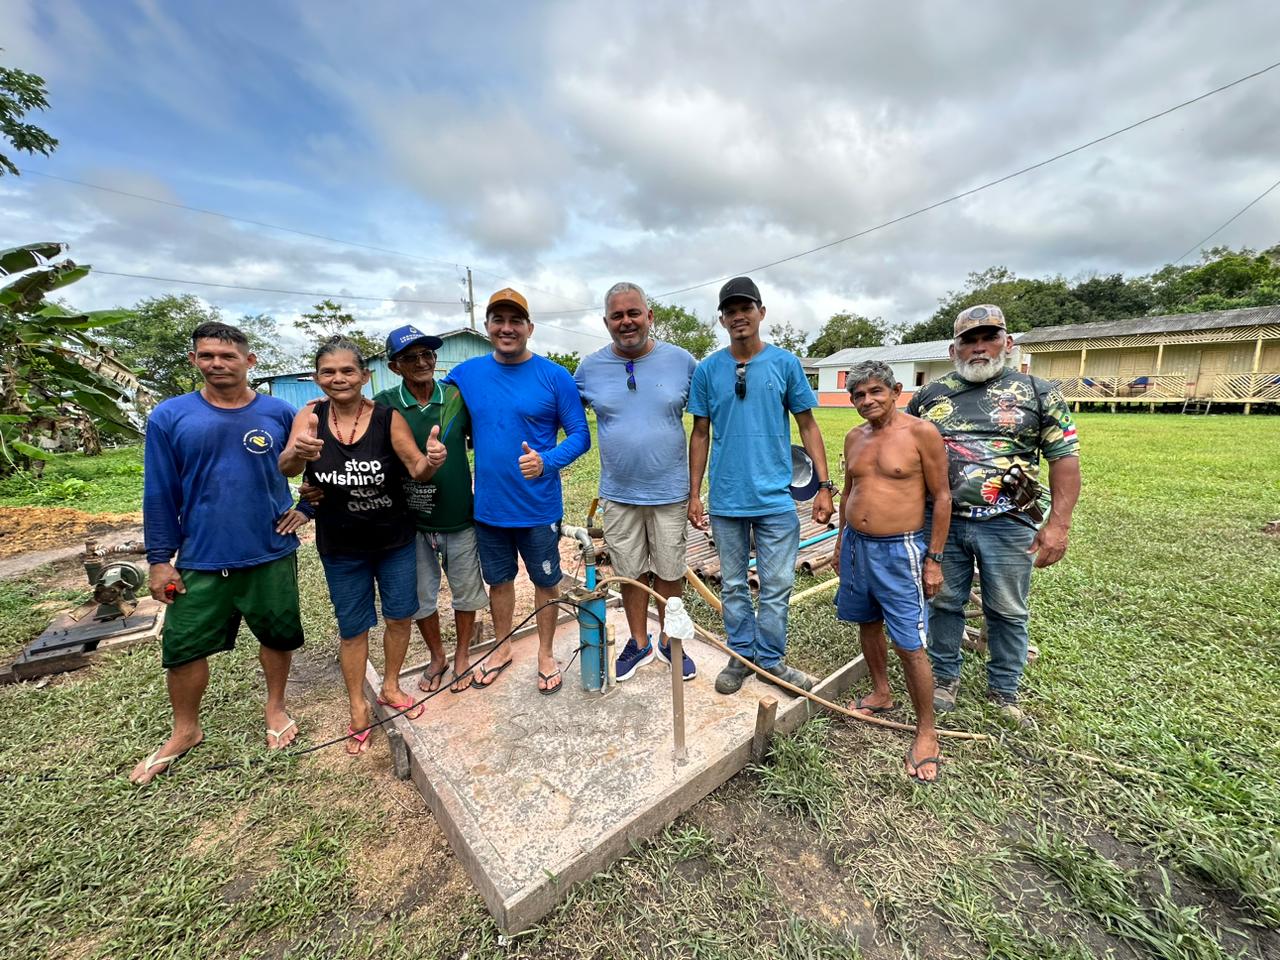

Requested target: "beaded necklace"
[{"left": 330, "top": 398, "right": 367, "bottom": 444}]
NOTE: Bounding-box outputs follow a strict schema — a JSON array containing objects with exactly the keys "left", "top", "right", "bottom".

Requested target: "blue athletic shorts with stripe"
[{"left": 835, "top": 526, "right": 928, "bottom": 651}]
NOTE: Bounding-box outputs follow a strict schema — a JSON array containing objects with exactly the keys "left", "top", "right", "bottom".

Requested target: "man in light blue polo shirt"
[
  {"left": 576, "top": 282, "right": 698, "bottom": 683},
  {"left": 688, "top": 277, "right": 835, "bottom": 695}
]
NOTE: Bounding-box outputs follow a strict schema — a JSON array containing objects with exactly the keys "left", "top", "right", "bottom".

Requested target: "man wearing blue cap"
[
  {"left": 375, "top": 325, "right": 489, "bottom": 694},
  {"left": 688, "top": 277, "right": 835, "bottom": 695}
]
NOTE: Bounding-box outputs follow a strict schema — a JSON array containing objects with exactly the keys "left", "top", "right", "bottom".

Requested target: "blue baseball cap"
[{"left": 386, "top": 325, "right": 444, "bottom": 359}]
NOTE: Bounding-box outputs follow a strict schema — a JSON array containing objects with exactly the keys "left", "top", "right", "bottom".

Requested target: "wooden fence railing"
[{"left": 1050, "top": 372, "right": 1280, "bottom": 402}]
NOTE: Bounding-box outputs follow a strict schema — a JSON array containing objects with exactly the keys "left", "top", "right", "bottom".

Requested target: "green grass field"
[
  {"left": 0, "top": 445, "right": 145, "bottom": 514},
  {"left": 0, "top": 411, "right": 1277, "bottom": 959}
]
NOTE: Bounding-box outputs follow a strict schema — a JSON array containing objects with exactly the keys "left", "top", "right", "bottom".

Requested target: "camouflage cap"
[{"left": 954, "top": 304, "right": 1006, "bottom": 338}]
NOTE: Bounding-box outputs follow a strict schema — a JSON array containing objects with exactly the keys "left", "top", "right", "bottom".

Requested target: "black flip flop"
[
  {"left": 852, "top": 695, "right": 896, "bottom": 715},
  {"left": 905, "top": 745, "right": 942, "bottom": 785},
  {"left": 471, "top": 659, "right": 513, "bottom": 688},
  {"left": 538, "top": 669, "right": 563, "bottom": 696},
  {"left": 449, "top": 670, "right": 474, "bottom": 694},
  {"left": 418, "top": 664, "right": 448, "bottom": 693}
]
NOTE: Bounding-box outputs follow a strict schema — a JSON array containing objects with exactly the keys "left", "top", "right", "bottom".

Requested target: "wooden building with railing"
[{"left": 1018, "top": 306, "right": 1280, "bottom": 413}]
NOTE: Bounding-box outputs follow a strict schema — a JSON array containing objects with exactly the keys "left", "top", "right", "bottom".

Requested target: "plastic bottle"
[{"left": 664, "top": 597, "right": 695, "bottom": 645}]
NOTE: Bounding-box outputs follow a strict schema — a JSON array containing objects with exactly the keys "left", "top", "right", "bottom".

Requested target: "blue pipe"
[
  {"left": 747, "top": 527, "right": 838, "bottom": 570},
  {"left": 561, "top": 524, "right": 607, "bottom": 692},
  {"left": 578, "top": 562, "right": 607, "bottom": 692}
]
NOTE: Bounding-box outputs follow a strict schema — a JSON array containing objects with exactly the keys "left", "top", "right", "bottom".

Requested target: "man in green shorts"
[
  {"left": 131, "top": 321, "right": 310, "bottom": 785},
  {"left": 377, "top": 325, "right": 489, "bottom": 694}
]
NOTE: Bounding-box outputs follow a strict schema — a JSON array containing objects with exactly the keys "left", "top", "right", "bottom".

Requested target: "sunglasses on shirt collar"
[
  {"left": 735, "top": 361, "right": 747, "bottom": 399},
  {"left": 625, "top": 359, "right": 637, "bottom": 391}
]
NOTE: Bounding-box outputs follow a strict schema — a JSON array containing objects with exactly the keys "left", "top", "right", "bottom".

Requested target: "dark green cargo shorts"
[{"left": 161, "top": 553, "right": 304, "bottom": 669}]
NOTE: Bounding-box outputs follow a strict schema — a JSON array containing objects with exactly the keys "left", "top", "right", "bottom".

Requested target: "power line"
[
  {"left": 92, "top": 269, "right": 612, "bottom": 341},
  {"left": 653, "top": 58, "right": 1280, "bottom": 300},
  {"left": 20, "top": 168, "right": 598, "bottom": 309},
  {"left": 93, "top": 270, "right": 461, "bottom": 304},
  {"left": 467, "top": 264, "right": 598, "bottom": 310},
  {"left": 29, "top": 58, "right": 1278, "bottom": 319},
  {"left": 1171, "top": 176, "right": 1280, "bottom": 265}
]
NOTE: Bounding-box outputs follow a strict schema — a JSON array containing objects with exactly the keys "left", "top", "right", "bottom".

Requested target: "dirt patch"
[
  {"left": 0, "top": 507, "right": 142, "bottom": 559},
  {"left": 187, "top": 806, "right": 257, "bottom": 859},
  {"left": 682, "top": 777, "right": 902, "bottom": 960}
]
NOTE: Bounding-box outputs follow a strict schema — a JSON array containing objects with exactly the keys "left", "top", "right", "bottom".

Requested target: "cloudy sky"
[{"left": 4, "top": 1, "right": 1280, "bottom": 358}]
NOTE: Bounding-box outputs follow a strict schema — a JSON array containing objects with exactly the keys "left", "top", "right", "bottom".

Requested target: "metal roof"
[
  {"left": 810, "top": 338, "right": 953, "bottom": 367},
  {"left": 1015, "top": 305, "right": 1280, "bottom": 344},
  {"left": 434, "top": 327, "right": 489, "bottom": 341},
  {"left": 256, "top": 327, "right": 490, "bottom": 383}
]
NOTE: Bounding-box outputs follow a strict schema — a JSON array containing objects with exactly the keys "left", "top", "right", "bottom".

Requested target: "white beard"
[{"left": 954, "top": 356, "right": 1006, "bottom": 383}]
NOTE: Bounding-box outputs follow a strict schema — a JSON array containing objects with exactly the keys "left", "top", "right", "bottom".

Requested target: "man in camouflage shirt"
[{"left": 907, "top": 305, "right": 1081, "bottom": 724}]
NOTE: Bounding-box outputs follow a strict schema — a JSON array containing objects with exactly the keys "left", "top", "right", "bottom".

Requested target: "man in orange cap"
[{"left": 444, "top": 289, "right": 591, "bottom": 695}]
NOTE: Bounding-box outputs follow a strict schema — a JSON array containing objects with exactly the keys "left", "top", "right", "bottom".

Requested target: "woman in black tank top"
[{"left": 279, "top": 338, "right": 447, "bottom": 754}]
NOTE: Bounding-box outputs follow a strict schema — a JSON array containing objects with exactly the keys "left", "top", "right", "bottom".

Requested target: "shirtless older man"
[{"left": 833, "top": 360, "right": 951, "bottom": 783}]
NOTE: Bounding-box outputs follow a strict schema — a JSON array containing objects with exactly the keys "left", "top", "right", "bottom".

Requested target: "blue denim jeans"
[
  {"left": 927, "top": 513, "right": 1036, "bottom": 697},
  {"left": 710, "top": 512, "right": 801, "bottom": 669}
]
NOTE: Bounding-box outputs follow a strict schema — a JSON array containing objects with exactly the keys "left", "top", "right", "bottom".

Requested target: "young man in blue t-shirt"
[
  {"left": 131, "top": 322, "right": 310, "bottom": 785},
  {"left": 445, "top": 288, "right": 590, "bottom": 695},
  {"left": 688, "top": 277, "right": 835, "bottom": 695}
]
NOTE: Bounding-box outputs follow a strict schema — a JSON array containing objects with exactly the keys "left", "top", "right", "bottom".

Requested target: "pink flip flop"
[
  {"left": 346, "top": 725, "right": 372, "bottom": 754},
  {"left": 377, "top": 694, "right": 426, "bottom": 721}
]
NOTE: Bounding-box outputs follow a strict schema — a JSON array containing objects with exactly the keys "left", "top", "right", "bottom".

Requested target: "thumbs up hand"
[
  {"left": 518, "top": 440, "right": 544, "bottom": 479},
  {"left": 426, "top": 424, "right": 448, "bottom": 468},
  {"left": 295, "top": 411, "right": 324, "bottom": 461}
]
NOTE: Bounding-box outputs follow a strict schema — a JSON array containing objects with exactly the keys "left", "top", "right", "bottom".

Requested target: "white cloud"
[{"left": 8, "top": 0, "right": 1280, "bottom": 358}]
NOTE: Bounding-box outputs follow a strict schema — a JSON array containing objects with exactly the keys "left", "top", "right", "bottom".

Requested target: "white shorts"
[{"left": 601, "top": 499, "right": 689, "bottom": 582}]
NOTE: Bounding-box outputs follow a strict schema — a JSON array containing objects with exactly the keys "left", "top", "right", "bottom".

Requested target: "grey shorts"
[
  {"left": 414, "top": 527, "right": 489, "bottom": 619},
  {"left": 601, "top": 498, "right": 689, "bottom": 581}
]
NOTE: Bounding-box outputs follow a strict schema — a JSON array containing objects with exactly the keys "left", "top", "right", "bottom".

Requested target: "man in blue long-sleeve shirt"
[
  {"left": 445, "top": 288, "right": 590, "bottom": 695},
  {"left": 131, "top": 322, "right": 310, "bottom": 785}
]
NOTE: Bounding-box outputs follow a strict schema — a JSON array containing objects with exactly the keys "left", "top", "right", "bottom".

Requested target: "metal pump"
[
  {"left": 10, "top": 538, "right": 161, "bottom": 680},
  {"left": 561, "top": 524, "right": 612, "bottom": 693}
]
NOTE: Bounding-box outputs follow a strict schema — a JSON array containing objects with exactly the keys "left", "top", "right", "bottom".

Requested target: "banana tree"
[{"left": 0, "top": 242, "right": 141, "bottom": 471}]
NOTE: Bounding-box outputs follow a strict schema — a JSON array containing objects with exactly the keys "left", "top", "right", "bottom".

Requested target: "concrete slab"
[{"left": 365, "top": 601, "right": 866, "bottom": 932}]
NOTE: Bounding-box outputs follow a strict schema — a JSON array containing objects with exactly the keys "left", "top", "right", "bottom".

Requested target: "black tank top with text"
[{"left": 305, "top": 400, "right": 413, "bottom": 556}]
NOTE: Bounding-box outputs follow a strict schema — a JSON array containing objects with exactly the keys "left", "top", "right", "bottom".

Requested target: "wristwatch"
[
  {"left": 817, "top": 480, "right": 836, "bottom": 492},
  {"left": 926, "top": 551, "right": 945, "bottom": 563}
]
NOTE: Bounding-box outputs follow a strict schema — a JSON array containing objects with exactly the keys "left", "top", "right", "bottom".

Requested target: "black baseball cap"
[{"left": 718, "top": 276, "right": 762, "bottom": 311}]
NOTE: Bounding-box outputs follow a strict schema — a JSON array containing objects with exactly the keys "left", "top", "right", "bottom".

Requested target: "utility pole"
[{"left": 464, "top": 266, "right": 476, "bottom": 329}]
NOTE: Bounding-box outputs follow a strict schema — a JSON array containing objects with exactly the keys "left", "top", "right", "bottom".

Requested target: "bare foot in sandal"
[
  {"left": 417, "top": 658, "right": 448, "bottom": 693},
  {"left": 265, "top": 704, "right": 297, "bottom": 749},
  {"left": 537, "top": 652, "right": 562, "bottom": 695},
  {"left": 905, "top": 734, "right": 942, "bottom": 784},
  {"left": 129, "top": 728, "right": 204, "bottom": 785},
  {"left": 346, "top": 704, "right": 373, "bottom": 755}
]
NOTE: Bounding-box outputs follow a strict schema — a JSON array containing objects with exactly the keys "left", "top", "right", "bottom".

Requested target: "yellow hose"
[
  {"left": 683, "top": 566, "right": 723, "bottom": 612},
  {"left": 599, "top": 573, "right": 990, "bottom": 742},
  {"left": 789, "top": 576, "right": 841, "bottom": 605},
  {"left": 597, "top": 570, "right": 1154, "bottom": 776}
]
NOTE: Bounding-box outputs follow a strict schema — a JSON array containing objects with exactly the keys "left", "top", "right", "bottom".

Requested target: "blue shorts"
[
  {"left": 474, "top": 520, "right": 563, "bottom": 588},
  {"left": 835, "top": 526, "right": 928, "bottom": 651},
  {"left": 320, "top": 540, "right": 420, "bottom": 639}
]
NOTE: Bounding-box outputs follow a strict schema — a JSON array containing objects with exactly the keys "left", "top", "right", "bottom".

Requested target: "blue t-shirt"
[
  {"left": 444, "top": 353, "right": 591, "bottom": 526},
  {"left": 575, "top": 341, "right": 696, "bottom": 505},
  {"left": 687, "top": 344, "right": 817, "bottom": 517},
  {"left": 143, "top": 391, "right": 300, "bottom": 570}
]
